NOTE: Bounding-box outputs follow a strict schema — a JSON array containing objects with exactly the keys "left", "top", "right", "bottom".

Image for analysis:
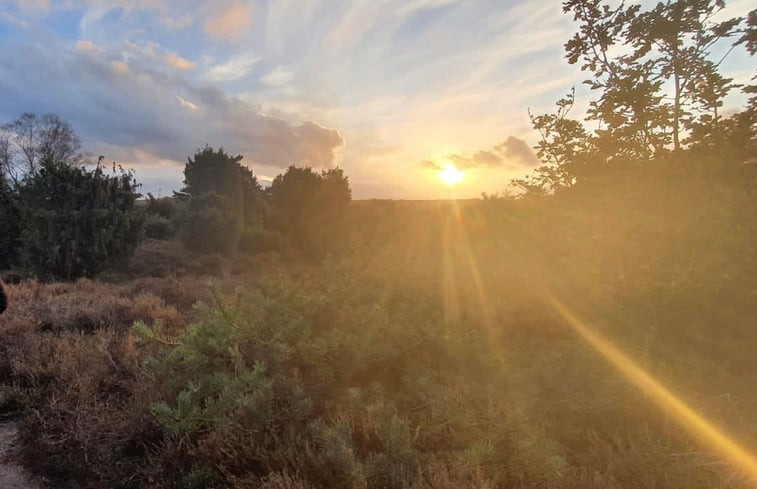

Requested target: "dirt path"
[{"left": 0, "top": 422, "right": 44, "bottom": 489}]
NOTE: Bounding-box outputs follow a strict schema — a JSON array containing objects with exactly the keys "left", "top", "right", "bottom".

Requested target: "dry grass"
[{"left": 0, "top": 276, "right": 210, "bottom": 488}]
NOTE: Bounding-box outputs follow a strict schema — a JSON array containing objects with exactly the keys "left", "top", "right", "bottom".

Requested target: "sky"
[{"left": 0, "top": 0, "right": 753, "bottom": 198}]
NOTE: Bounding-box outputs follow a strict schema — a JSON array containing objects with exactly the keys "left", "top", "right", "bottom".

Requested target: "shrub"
[
  {"left": 0, "top": 278, "right": 209, "bottom": 488},
  {"left": 268, "top": 166, "right": 351, "bottom": 261},
  {"left": 15, "top": 159, "right": 143, "bottom": 280},
  {"left": 177, "top": 192, "right": 242, "bottom": 256},
  {"left": 238, "top": 226, "right": 288, "bottom": 255},
  {"left": 144, "top": 215, "right": 176, "bottom": 240},
  {"left": 145, "top": 194, "right": 179, "bottom": 220}
]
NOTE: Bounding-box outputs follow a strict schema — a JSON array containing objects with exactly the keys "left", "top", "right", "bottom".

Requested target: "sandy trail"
[{"left": 0, "top": 422, "right": 44, "bottom": 489}]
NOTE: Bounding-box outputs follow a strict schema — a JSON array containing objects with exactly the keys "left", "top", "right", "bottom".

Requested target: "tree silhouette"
[
  {"left": 519, "top": 0, "right": 752, "bottom": 194},
  {"left": 0, "top": 113, "right": 82, "bottom": 184}
]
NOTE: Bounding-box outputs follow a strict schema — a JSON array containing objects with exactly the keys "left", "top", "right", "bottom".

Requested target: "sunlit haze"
[
  {"left": 0, "top": 0, "right": 590, "bottom": 198},
  {"left": 1, "top": 1, "right": 756, "bottom": 487}
]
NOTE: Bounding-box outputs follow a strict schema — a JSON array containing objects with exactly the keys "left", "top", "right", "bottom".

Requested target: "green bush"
[
  {"left": 134, "top": 269, "right": 570, "bottom": 489},
  {"left": 177, "top": 192, "right": 242, "bottom": 256},
  {"left": 268, "top": 166, "right": 351, "bottom": 261},
  {"left": 238, "top": 226, "right": 288, "bottom": 254},
  {"left": 144, "top": 214, "right": 176, "bottom": 240},
  {"left": 16, "top": 159, "right": 143, "bottom": 280},
  {"left": 145, "top": 194, "right": 179, "bottom": 220}
]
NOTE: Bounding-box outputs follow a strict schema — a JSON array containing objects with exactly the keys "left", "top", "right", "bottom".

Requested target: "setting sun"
[{"left": 439, "top": 162, "right": 464, "bottom": 186}]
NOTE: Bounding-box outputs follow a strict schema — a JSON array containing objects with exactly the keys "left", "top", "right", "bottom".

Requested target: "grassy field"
[{"left": 1, "top": 184, "right": 756, "bottom": 489}]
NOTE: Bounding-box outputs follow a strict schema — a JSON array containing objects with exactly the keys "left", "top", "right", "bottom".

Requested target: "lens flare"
[{"left": 547, "top": 295, "right": 757, "bottom": 482}]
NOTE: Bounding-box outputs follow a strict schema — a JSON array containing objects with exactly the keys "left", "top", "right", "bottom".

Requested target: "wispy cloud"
[
  {"left": 159, "top": 14, "right": 192, "bottom": 30},
  {"left": 164, "top": 51, "right": 196, "bottom": 71},
  {"left": 0, "top": 10, "right": 29, "bottom": 28},
  {"left": 176, "top": 95, "right": 199, "bottom": 111},
  {"left": 205, "top": 51, "right": 260, "bottom": 81},
  {"left": 110, "top": 60, "right": 130, "bottom": 75},
  {"left": 0, "top": 0, "right": 665, "bottom": 198},
  {"left": 75, "top": 40, "right": 99, "bottom": 52},
  {"left": 205, "top": 3, "right": 253, "bottom": 41},
  {"left": 260, "top": 66, "right": 294, "bottom": 86}
]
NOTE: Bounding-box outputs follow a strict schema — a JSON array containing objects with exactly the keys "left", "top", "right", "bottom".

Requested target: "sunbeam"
[{"left": 547, "top": 295, "right": 757, "bottom": 482}]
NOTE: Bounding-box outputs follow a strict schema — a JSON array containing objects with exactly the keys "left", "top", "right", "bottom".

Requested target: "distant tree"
[
  {"left": 16, "top": 156, "right": 142, "bottom": 280},
  {"left": 181, "top": 146, "right": 263, "bottom": 224},
  {"left": 178, "top": 146, "right": 266, "bottom": 254},
  {"left": 1, "top": 113, "right": 82, "bottom": 183},
  {"left": 268, "top": 166, "right": 351, "bottom": 260}
]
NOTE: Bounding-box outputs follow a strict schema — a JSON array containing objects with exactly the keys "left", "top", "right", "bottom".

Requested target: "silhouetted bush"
[{"left": 0, "top": 180, "right": 21, "bottom": 269}]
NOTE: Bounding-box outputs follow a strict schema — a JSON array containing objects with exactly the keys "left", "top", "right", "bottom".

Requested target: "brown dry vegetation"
[
  {"left": 0, "top": 275, "right": 209, "bottom": 487},
  {"left": 1, "top": 192, "right": 756, "bottom": 489}
]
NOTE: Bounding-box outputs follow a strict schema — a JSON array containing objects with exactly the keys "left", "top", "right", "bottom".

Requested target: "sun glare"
[{"left": 439, "top": 162, "right": 464, "bottom": 186}]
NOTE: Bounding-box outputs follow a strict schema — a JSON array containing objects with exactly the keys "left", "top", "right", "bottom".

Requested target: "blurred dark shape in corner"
[{"left": 0, "top": 279, "right": 7, "bottom": 314}]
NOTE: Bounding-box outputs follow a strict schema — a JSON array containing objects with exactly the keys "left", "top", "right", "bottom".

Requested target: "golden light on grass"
[
  {"left": 548, "top": 295, "right": 757, "bottom": 482},
  {"left": 438, "top": 162, "right": 464, "bottom": 186}
]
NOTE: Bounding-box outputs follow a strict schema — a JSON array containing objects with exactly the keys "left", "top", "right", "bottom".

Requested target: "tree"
[
  {"left": 178, "top": 147, "right": 266, "bottom": 255},
  {"left": 268, "top": 166, "right": 351, "bottom": 260},
  {"left": 519, "top": 0, "right": 752, "bottom": 194},
  {"left": 1, "top": 113, "right": 82, "bottom": 183},
  {"left": 181, "top": 146, "right": 263, "bottom": 225},
  {"left": 0, "top": 178, "right": 20, "bottom": 269},
  {"left": 16, "top": 157, "right": 142, "bottom": 280}
]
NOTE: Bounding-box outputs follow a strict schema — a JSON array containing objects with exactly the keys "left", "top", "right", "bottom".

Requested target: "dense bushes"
[
  {"left": 0, "top": 180, "right": 21, "bottom": 269},
  {"left": 4, "top": 222, "right": 756, "bottom": 489},
  {"left": 269, "top": 166, "right": 351, "bottom": 260},
  {"left": 138, "top": 271, "right": 572, "bottom": 489},
  {"left": 176, "top": 192, "right": 242, "bottom": 256},
  {"left": 14, "top": 159, "right": 143, "bottom": 280}
]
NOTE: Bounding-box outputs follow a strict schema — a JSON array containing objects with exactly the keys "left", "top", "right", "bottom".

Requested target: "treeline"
[{"left": 0, "top": 119, "right": 351, "bottom": 280}]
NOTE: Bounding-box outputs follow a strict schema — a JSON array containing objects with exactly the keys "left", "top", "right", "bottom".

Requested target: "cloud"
[
  {"left": 13, "top": 0, "right": 50, "bottom": 11},
  {"left": 75, "top": 40, "right": 99, "bottom": 52},
  {"left": 423, "top": 136, "right": 539, "bottom": 170},
  {"left": 397, "top": 0, "right": 461, "bottom": 16},
  {"left": 0, "top": 11, "right": 29, "bottom": 29},
  {"left": 110, "top": 60, "right": 129, "bottom": 75},
  {"left": 205, "top": 51, "right": 260, "bottom": 81},
  {"left": 176, "top": 95, "right": 199, "bottom": 111},
  {"left": 164, "top": 51, "right": 196, "bottom": 71},
  {"left": 494, "top": 137, "right": 540, "bottom": 167},
  {"left": 0, "top": 38, "right": 344, "bottom": 176},
  {"left": 159, "top": 14, "right": 192, "bottom": 29},
  {"left": 205, "top": 3, "right": 253, "bottom": 40},
  {"left": 260, "top": 66, "right": 294, "bottom": 86}
]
